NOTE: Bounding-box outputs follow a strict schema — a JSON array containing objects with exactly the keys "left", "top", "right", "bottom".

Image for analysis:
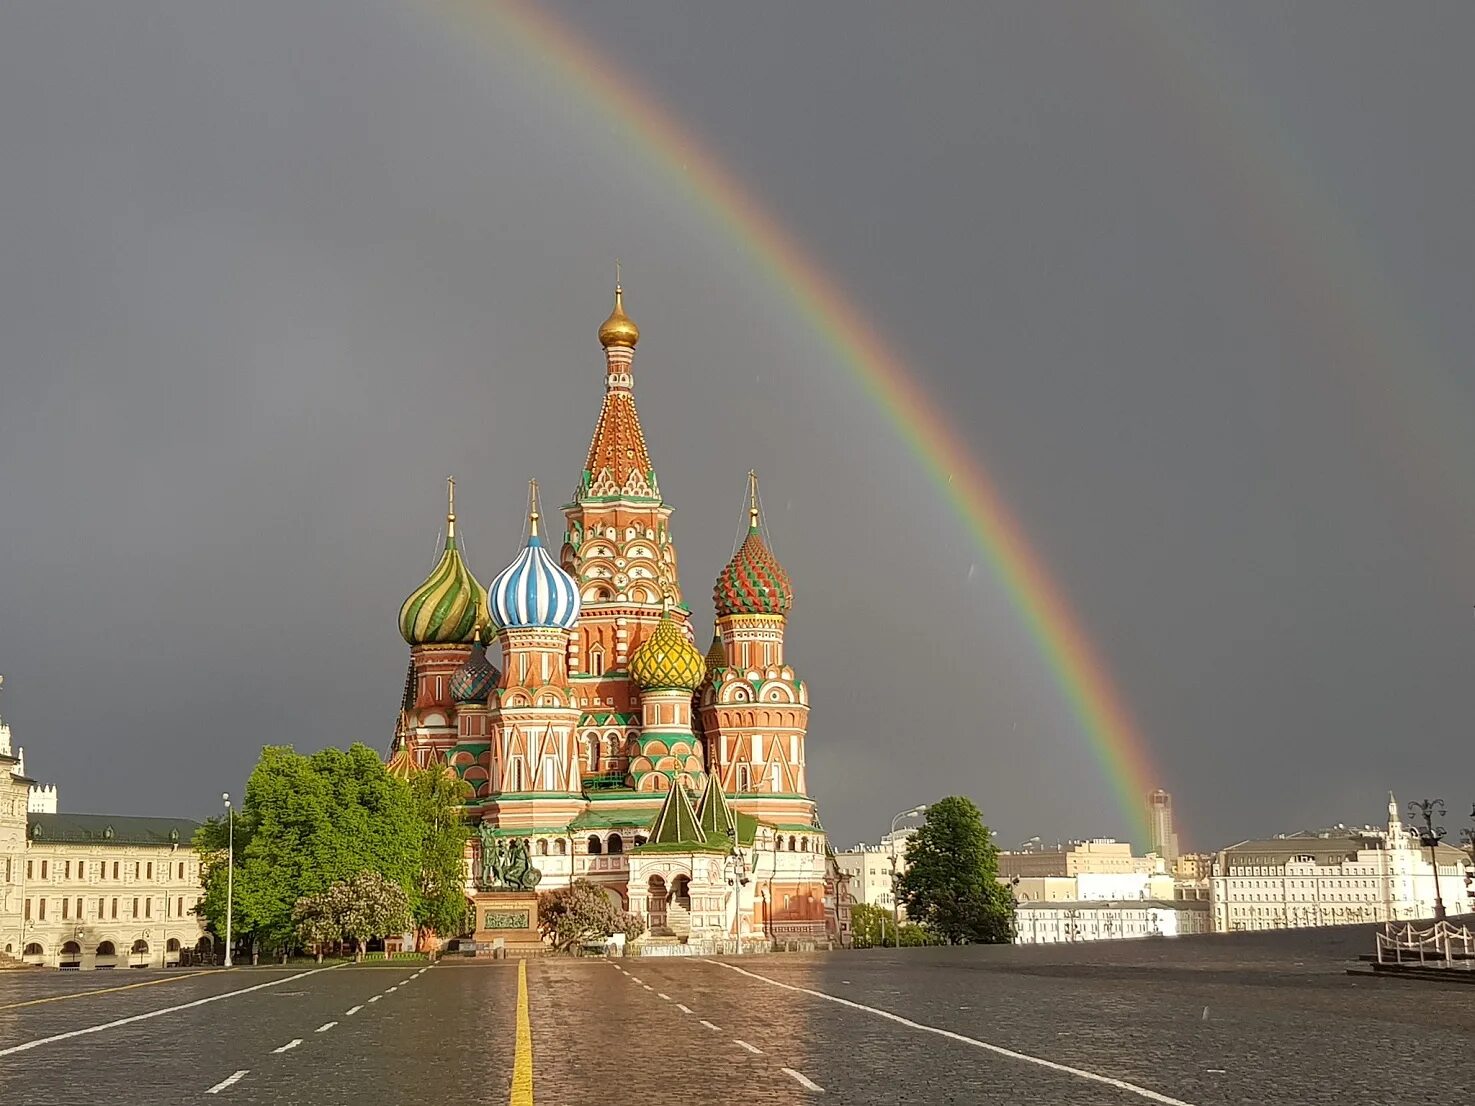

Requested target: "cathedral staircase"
[
  {"left": 0, "top": 950, "right": 38, "bottom": 970},
  {"left": 667, "top": 902, "right": 692, "bottom": 941}
]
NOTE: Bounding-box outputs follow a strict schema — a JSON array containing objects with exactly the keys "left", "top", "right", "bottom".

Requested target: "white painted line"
[
  {"left": 699, "top": 1020, "right": 721, "bottom": 1032},
  {"left": 345, "top": 1005, "right": 363, "bottom": 1016},
  {"left": 272, "top": 1039, "right": 302, "bottom": 1054},
  {"left": 642, "top": 984, "right": 653, "bottom": 991},
  {"left": 657, "top": 992, "right": 671, "bottom": 1001},
  {"left": 401, "top": 978, "right": 413, "bottom": 984},
  {"left": 385, "top": 986, "right": 398, "bottom": 993},
  {"left": 676, "top": 1003, "right": 693, "bottom": 1014},
  {"left": 368, "top": 995, "right": 381, "bottom": 1003},
  {"left": 629, "top": 976, "right": 642, "bottom": 984},
  {"left": 733, "top": 1038, "right": 763, "bottom": 1055},
  {"left": 783, "top": 1068, "right": 825, "bottom": 1093},
  {"left": 315, "top": 1022, "right": 337, "bottom": 1033},
  {"left": 206, "top": 1071, "right": 249, "bottom": 1095},
  {"left": 0, "top": 965, "right": 341, "bottom": 1058},
  {"left": 707, "top": 961, "right": 1196, "bottom": 1106}
]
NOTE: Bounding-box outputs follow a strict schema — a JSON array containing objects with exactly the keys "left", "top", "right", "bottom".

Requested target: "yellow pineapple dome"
[{"left": 629, "top": 613, "right": 705, "bottom": 693}]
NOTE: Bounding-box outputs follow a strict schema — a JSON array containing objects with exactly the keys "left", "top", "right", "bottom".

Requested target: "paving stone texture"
[{"left": 0, "top": 926, "right": 1469, "bottom": 1105}]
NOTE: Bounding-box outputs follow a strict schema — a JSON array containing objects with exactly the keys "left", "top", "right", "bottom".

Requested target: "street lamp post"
[
  {"left": 223, "top": 793, "right": 234, "bottom": 967},
  {"left": 725, "top": 828, "right": 749, "bottom": 954},
  {"left": 1407, "top": 799, "right": 1447, "bottom": 922},
  {"left": 889, "top": 805, "right": 927, "bottom": 948}
]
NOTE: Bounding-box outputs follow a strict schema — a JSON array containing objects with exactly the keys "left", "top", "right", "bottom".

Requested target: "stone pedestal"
[{"left": 471, "top": 891, "right": 543, "bottom": 955}]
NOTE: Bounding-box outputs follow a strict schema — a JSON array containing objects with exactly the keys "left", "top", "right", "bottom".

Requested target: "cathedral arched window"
[
  {"left": 536, "top": 840, "right": 548, "bottom": 856},
  {"left": 607, "top": 833, "right": 624, "bottom": 855},
  {"left": 589, "top": 645, "right": 606, "bottom": 677},
  {"left": 587, "top": 835, "right": 603, "bottom": 856}
]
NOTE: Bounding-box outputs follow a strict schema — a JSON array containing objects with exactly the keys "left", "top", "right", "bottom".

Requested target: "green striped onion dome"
[
  {"left": 630, "top": 614, "right": 707, "bottom": 693},
  {"left": 398, "top": 526, "right": 485, "bottom": 645}
]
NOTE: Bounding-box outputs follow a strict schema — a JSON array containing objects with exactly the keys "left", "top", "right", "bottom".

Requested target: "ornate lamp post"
[
  {"left": 1407, "top": 799, "right": 1447, "bottom": 922},
  {"left": 222, "top": 793, "right": 234, "bottom": 967},
  {"left": 725, "top": 827, "right": 749, "bottom": 953},
  {"left": 888, "top": 805, "right": 926, "bottom": 948}
]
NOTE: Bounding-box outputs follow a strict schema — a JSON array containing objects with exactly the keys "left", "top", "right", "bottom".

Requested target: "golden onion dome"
[
  {"left": 630, "top": 613, "right": 706, "bottom": 693},
  {"left": 598, "top": 284, "right": 640, "bottom": 349},
  {"left": 398, "top": 479, "right": 486, "bottom": 645},
  {"left": 385, "top": 734, "right": 416, "bottom": 781}
]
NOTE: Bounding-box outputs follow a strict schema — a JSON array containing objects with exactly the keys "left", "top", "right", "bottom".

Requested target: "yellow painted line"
[
  {"left": 0, "top": 970, "right": 228, "bottom": 1011},
  {"left": 509, "top": 958, "right": 533, "bottom": 1106}
]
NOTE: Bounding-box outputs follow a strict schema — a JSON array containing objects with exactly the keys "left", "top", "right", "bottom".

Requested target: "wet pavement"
[{"left": 0, "top": 929, "right": 1470, "bottom": 1104}]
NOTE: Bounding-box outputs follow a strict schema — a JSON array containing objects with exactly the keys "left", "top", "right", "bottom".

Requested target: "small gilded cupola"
[
  {"left": 597, "top": 278, "right": 640, "bottom": 349},
  {"left": 713, "top": 471, "right": 792, "bottom": 618},
  {"left": 399, "top": 478, "right": 486, "bottom": 645},
  {"left": 489, "top": 481, "right": 582, "bottom": 631},
  {"left": 630, "top": 610, "right": 707, "bottom": 694}
]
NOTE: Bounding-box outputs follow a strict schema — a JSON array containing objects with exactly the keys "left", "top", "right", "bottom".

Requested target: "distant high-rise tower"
[{"left": 1147, "top": 788, "right": 1180, "bottom": 862}]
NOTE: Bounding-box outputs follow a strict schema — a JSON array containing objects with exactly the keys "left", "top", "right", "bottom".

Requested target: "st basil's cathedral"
[{"left": 385, "top": 285, "right": 839, "bottom": 947}]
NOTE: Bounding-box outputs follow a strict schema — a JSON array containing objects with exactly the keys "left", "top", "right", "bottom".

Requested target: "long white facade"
[{"left": 1209, "top": 796, "right": 1473, "bottom": 932}]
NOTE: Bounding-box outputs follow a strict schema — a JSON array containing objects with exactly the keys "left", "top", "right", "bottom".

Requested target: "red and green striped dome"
[{"left": 714, "top": 525, "right": 792, "bottom": 617}]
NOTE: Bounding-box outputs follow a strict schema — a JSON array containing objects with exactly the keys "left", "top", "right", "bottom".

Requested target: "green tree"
[
  {"left": 537, "top": 879, "right": 629, "bottom": 953},
  {"left": 196, "top": 744, "right": 421, "bottom": 961},
  {"left": 849, "top": 903, "right": 896, "bottom": 949},
  {"left": 409, "top": 768, "right": 472, "bottom": 946},
  {"left": 897, "top": 796, "right": 1014, "bottom": 944}
]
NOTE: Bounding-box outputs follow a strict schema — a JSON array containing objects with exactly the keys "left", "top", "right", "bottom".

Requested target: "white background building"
[{"left": 1210, "top": 796, "right": 1473, "bottom": 932}]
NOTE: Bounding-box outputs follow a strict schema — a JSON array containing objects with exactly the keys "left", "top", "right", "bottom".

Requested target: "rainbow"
[{"left": 416, "top": 0, "right": 1163, "bottom": 843}]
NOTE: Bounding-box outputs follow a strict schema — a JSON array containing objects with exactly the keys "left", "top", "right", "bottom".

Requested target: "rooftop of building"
[{"left": 26, "top": 812, "right": 201, "bottom": 848}]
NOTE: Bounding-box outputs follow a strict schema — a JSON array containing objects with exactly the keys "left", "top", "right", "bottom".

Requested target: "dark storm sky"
[{"left": 2, "top": 2, "right": 1472, "bottom": 850}]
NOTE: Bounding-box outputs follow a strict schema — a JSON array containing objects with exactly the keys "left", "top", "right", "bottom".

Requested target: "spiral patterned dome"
[
  {"left": 449, "top": 635, "right": 499, "bottom": 703},
  {"left": 399, "top": 496, "right": 485, "bottom": 645},
  {"left": 489, "top": 510, "right": 581, "bottom": 630},
  {"left": 714, "top": 525, "right": 792, "bottom": 618},
  {"left": 630, "top": 614, "right": 707, "bottom": 693}
]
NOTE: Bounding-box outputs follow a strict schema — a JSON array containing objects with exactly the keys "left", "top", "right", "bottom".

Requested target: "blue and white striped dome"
[{"left": 489, "top": 525, "right": 581, "bottom": 631}]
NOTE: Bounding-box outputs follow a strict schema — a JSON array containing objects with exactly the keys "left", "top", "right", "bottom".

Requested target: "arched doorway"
[
  {"left": 59, "top": 941, "right": 82, "bottom": 968},
  {"left": 130, "top": 939, "right": 149, "bottom": 968},
  {"left": 95, "top": 940, "right": 117, "bottom": 969},
  {"left": 646, "top": 875, "right": 669, "bottom": 935},
  {"left": 22, "top": 942, "right": 44, "bottom": 964}
]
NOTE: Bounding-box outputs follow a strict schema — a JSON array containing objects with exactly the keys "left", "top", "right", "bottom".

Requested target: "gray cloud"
[{"left": 1, "top": 1, "right": 1472, "bottom": 850}]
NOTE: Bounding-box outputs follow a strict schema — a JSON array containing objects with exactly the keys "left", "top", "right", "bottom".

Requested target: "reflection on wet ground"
[{"left": 0, "top": 928, "right": 1470, "bottom": 1105}]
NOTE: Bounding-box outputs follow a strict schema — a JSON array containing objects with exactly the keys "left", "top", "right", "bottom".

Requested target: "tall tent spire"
[{"left": 582, "top": 280, "right": 657, "bottom": 500}]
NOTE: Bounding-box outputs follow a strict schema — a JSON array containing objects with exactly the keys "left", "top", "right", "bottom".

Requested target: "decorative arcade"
[{"left": 387, "top": 285, "right": 839, "bottom": 950}]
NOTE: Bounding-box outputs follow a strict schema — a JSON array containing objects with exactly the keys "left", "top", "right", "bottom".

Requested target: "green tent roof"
[
  {"left": 636, "top": 784, "right": 716, "bottom": 852},
  {"left": 696, "top": 774, "right": 736, "bottom": 843}
]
